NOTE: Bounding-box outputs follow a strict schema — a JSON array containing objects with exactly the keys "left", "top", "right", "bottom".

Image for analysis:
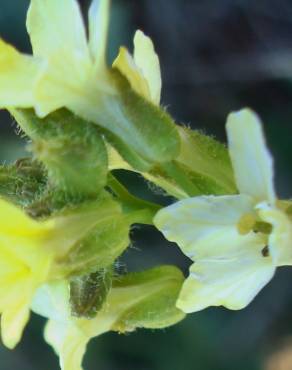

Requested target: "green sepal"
[
  {"left": 58, "top": 213, "right": 130, "bottom": 277},
  {"left": 110, "top": 265, "right": 186, "bottom": 332},
  {"left": 107, "top": 126, "right": 237, "bottom": 199},
  {"left": 0, "top": 158, "right": 47, "bottom": 207},
  {"left": 141, "top": 127, "right": 237, "bottom": 199},
  {"left": 52, "top": 192, "right": 131, "bottom": 278},
  {"left": 10, "top": 108, "right": 108, "bottom": 199},
  {"left": 175, "top": 126, "right": 237, "bottom": 195},
  {"left": 79, "top": 70, "right": 180, "bottom": 172},
  {"left": 70, "top": 268, "right": 112, "bottom": 319}
]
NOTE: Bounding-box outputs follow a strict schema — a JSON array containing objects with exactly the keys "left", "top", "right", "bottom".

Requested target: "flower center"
[{"left": 237, "top": 213, "right": 273, "bottom": 236}]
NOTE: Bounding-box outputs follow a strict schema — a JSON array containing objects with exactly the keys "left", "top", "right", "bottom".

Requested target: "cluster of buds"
[{"left": 0, "top": 1, "right": 291, "bottom": 370}]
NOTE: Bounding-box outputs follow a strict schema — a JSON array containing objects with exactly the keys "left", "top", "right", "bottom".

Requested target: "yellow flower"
[
  {"left": 0, "top": 0, "right": 161, "bottom": 117},
  {"left": 0, "top": 198, "right": 54, "bottom": 349},
  {"left": 0, "top": 0, "right": 110, "bottom": 115},
  {"left": 1, "top": 0, "right": 179, "bottom": 171},
  {"left": 0, "top": 195, "right": 123, "bottom": 349},
  {"left": 154, "top": 108, "right": 292, "bottom": 313},
  {"left": 26, "top": 0, "right": 113, "bottom": 118}
]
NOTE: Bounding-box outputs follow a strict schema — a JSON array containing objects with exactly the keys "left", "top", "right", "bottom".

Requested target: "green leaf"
[
  {"left": 10, "top": 108, "right": 108, "bottom": 199},
  {"left": 70, "top": 268, "right": 112, "bottom": 319}
]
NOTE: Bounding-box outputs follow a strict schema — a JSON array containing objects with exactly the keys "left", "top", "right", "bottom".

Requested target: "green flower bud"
[
  {"left": 0, "top": 158, "right": 46, "bottom": 206},
  {"left": 70, "top": 268, "right": 112, "bottom": 319},
  {"left": 10, "top": 109, "right": 108, "bottom": 199}
]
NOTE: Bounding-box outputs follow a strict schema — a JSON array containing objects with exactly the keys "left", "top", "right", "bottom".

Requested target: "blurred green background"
[{"left": 1, "top": 1, "right": 292, "bottom": 370}]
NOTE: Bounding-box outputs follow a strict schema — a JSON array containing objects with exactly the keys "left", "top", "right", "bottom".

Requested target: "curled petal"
[
  {"left": 113, "top": 46, "right": 151, "bottom": 100},
  {"left": 113, "top": 30, "right": 161, "bottom": 105},
  {"left": 133, "top": 30, "right": 161, "bottom": 105}
]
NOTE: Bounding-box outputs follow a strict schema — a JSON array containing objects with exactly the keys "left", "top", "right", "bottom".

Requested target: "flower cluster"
[{"left": 0, "top": 0, "right": 291, "bottom": 369}]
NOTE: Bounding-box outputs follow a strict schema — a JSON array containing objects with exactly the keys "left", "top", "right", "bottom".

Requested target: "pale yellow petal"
[
  {"left": 32, "top": 282, "right": 70, "bottom": 322},
  {"left": 177, "top": 237, "right": 275, "bottom": 313},
  {"left": 0, "top": 39, "right": 40, "bottom": 107},
  {"left": 113, "top": 46, "right": 151, "bottom": 100},
  {"left": 1, "top": 303, "right": 30, "bottom": 349},
  {"left": 134, "top": 30, "right": 161, "bottom": 105},
  {"left": 154, "top": 195, "right": 255, "bottom": 259},
  {"left": 33, "top": 54, "right": 92, "bottom": 117},
  {"left": 27, "top": 0, "right": 88, "bottom": 60},
  {"left": 88, "top": 0, "right": 110, "bottom": 68},
  {"left": 45, "top": 320, "right": 88, "bottom": 370},
  {"left": 226, "top": 109, "right": 275, "bottom": 203},
  {"left": 258, "top": 203, "right": 292, "bottom": 266},
  {"left": 27, "top": 0, "right": 93, "bottom": 117}
]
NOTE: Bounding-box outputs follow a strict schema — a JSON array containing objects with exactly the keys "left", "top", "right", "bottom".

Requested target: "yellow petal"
[
  {"left": 0, "top": 198, "right": 52, "bottom": 237},
  {"left": 0, "top": 39, "right": 40, "bottom": 107},
  {"left": 27, "top": 0, "right": 88, "bottom": 60},
  {"left": 113, "top": 46, "right": 151, "bottom": 100},
  {"left": 1, "top": 302, "right": 30, "bottom": 349},
  {"left": 226, "top": 109, "right": 275, "bottom": 203},
  {"left": 133, "top": 30, "right": 161, "bottom": 105},
  {"left": 88, "top": 0, "right": 110, "bottom": 68},
  {"left": 177, "top": 241, "right": 275, "bottom": 313},
  {"left": 154, "top": 194, "right": 255, "bottom": 259},
  {"left": 0, "top": 241, "right": 51, "bottom": 348}
]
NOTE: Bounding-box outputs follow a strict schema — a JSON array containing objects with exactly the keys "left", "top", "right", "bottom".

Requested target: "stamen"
[{"left": 237, "top": 213, "right": 256, "bottom": 235}]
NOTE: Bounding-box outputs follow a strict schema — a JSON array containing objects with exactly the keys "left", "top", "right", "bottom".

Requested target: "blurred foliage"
[{"left": 1, "top": 1, "right": 292, "bottom": 370}]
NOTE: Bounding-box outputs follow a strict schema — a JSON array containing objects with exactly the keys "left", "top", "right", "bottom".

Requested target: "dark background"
[{"left": 1, "top": 1, "right": 292, "bottom": 369}]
